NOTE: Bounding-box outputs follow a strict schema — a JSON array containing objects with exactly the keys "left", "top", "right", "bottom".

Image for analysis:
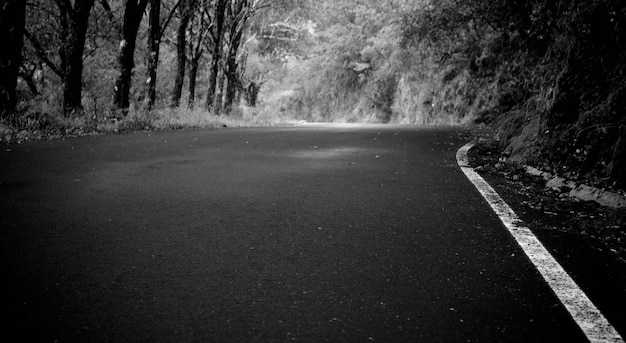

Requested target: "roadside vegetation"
[{"left": 1, "top": 0, "right": 624, "bottom": 189}]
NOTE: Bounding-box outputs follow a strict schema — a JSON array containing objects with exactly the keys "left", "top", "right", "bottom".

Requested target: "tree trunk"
[
  {"left": 56, "top": 0, "right": 95, "bottom": 116},
  {"left": 144, "top": 0, "right": 161, "bottom": 111},
  {"left": 205, "top": 0, "right": 226, "bottom": 111},
  {"left": 170, "top": 2, "right": 191, "bottom": 108},
  {"left": 0, "top": 0, "right": 26, "bottom": 118},
  {"left": 205, "top": 52, "right": 218, "bottom": 111},
  {"left": 224, "top": 30, "right": 243, "bottom": 113},
  {"left": 186, "top": 0, "right": 206, "bottom": 109},
  {"left": 187, "top": 57, "right": 200, "bottom": 108},
  {"left": 221, "top": 0, "right": 256, "bottom": 114},
  {"left": 114, "top": 0, "right": 149, "bottom": 115},
  {"left": 246, "top": 81, "right": 260, "bottom": 107},
  {"left": 224, "top": 58, "right": 238, "bottom": 113},
  {"left": 213, "top": 61, "right": 226, "bottom": 114}
]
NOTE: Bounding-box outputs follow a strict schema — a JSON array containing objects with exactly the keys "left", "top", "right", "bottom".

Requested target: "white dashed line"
[{"left": 457, "top": 142, "right": 624, "bottom": 343}]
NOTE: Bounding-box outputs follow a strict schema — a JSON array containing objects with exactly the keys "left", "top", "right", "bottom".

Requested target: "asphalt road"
[{"left": 0, "top": 124, "right": 599, "bottom": 342}]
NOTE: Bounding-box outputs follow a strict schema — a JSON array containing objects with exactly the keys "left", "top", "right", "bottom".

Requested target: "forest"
[{"left": 1, "top": 0, "right": 625, "bottom": 188}]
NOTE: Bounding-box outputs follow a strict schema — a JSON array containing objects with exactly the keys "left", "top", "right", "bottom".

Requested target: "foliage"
[
  {"left": 252, "top": 0, "right": 419, "bottom": 123},
  {"left": 396, "top": 0, "right": 626, "bottom": 188}
]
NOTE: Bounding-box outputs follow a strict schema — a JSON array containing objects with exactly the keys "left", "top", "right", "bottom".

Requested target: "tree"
[
  {"left": 22, "top": 0, "right": 120, "bottom": 117},
  {"left": 223, "top": 0, "right": 251, "bottom": 113},
  {"left": 0, "top": 0, "right": 26, "bottom": 118},
  {"left": 244, "top": 80, "right": 261, "bottom": 106},
  {"left": 210, "top": 0, "right": 271, "bottom": 113},
  {"left": 23, "top": 3, "right": 63, "bottom": 82},
  {"left": 56, "top": 0, "right": 96, "bottom": 116},
  {"left": 142, "top": 0, "right": 183, "bottom": 110},
  {"left": 114, "top": 0, "right": 149, "bottom": 114},
  {"left": 168, "top": 0, "right": 207, "bottom": 108},
  {"left": 144, "top": 0, "right": 161, "bottom": 110},
  {"left": 204, "top": 0, "right": 227, "bottom": 112},
  {"left": 170, "top": 0, "right": 193, "bottom": 107},
  {"left": 186, "top": 1, "right": 209, "bottom": 108}
]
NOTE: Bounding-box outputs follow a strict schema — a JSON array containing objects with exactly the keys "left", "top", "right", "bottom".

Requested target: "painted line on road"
[{"left": 456, "top": 142, "right": 624, "bottom": 343}]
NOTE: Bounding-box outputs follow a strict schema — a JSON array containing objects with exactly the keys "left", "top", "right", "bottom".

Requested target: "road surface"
[{"left": 0, "top": 124, "right": 617, "bottom": 342}]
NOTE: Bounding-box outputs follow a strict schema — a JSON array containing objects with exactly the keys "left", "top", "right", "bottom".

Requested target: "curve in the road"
[{"left": 457, "top": 142, "right": 624, "bottom": 343}]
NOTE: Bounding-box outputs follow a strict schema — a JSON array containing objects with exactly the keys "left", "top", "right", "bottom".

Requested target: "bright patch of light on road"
[{"left": 290, "top": 147, "right": 365, "bottom": 159}]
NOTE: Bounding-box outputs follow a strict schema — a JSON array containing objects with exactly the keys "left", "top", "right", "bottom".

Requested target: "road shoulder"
[{"left": 459, "top": 141, "right": 625, "bottom": 343}]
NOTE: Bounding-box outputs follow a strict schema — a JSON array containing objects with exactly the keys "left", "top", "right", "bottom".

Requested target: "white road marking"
[{"left": 456, "top": 142, "right": 624, "bottom": 343}]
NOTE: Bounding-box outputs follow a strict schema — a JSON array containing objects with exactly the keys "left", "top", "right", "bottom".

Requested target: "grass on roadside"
[
  {"left": 152, "top": 105, "right": 298, "bottom": 129},
  {"left": 0, "top": 104, "right": 301, "bottom": 144}
]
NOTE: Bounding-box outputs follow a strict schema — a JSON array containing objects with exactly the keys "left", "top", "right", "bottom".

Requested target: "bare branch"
[
  {"left": 23, "top": 30, "right": 62, "bottom": 77},
  {"left": 159, "top": 0, "right": 182, "bottom": 39}
]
